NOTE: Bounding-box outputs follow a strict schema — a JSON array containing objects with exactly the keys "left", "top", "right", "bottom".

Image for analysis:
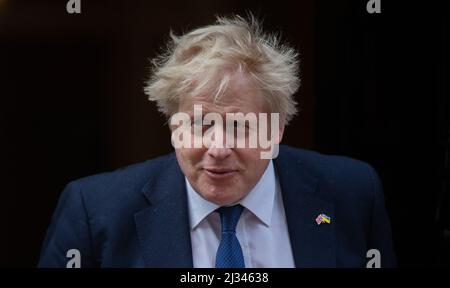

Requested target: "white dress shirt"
[{"left": 186, "top": 160, "right": 296, "bottom": 268}]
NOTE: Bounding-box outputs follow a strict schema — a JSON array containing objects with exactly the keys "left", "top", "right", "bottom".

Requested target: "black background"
[{"left": 0, "top": 0, "right": 448, "bottom": 267}]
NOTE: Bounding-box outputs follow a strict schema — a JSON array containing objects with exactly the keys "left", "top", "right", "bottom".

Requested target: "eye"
[
  {"left": 234, "top": 121, "right": 249, "bottom": 129},
  {"left": 202, "top": 120, "right": 215, "bottom": 128},
  {"left": 192, "top": 119, "right": 203, "bottom": 127}
]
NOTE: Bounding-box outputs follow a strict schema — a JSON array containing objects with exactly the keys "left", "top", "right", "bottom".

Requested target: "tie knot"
[{"left": 217, "top": 204, "right": 244, "bottom": 232}]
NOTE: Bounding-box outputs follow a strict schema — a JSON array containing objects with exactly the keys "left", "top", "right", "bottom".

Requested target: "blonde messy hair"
[{"left": 144, "top": 14, "right": 300, "bottom": 125}]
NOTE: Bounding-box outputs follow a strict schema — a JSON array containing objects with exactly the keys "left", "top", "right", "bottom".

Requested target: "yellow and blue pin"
[{"left": 315, "top": 213, "right": 331, "bottom": 225}]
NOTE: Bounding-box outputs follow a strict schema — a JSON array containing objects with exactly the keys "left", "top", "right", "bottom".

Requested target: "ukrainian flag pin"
[{"left": 315, "top": 213, "right": 331, "bottom": 225}]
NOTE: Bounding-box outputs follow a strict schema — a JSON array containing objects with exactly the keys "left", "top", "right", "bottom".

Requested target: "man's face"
[{"left": 172, "top": 72, "right": 284, "bottom": 206}]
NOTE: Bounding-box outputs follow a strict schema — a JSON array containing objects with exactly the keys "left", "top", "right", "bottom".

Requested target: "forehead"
[{"left": 178, "top": 72, "right": 266, "bottom": 114}]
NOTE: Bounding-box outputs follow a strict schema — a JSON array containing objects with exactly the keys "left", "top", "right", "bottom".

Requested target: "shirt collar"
[
  {"left": 186, "top": 160, "right": 276, "bottom": 230},
  {"left": 185, "top": 177, "right": 220, "bottom": 230}
]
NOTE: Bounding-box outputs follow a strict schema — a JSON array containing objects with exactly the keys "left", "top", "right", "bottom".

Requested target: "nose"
[
  {"left": 206, "top": 138, "right": 232, "bottom": 159},
  {"left": 207, "top": 146, "right": 232, "bottom": 159}
]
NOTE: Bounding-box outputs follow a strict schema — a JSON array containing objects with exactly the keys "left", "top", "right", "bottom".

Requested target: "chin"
[{"left": 201, "top": 188, "right": 242, "bottom": 206}]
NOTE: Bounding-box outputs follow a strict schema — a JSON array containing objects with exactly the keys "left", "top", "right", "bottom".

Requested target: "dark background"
[{"left": 0, "top": 0, "right": 448, "bottom": 267}]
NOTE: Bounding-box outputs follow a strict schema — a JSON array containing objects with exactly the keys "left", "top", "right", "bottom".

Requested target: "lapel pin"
[{"left": 315, "top": 213, "right": 331, "bottom": 225}]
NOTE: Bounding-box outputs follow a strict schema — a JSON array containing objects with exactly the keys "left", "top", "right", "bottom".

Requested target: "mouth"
[{"left": 203, "top": 168, "right": 238, "bottom": 180}]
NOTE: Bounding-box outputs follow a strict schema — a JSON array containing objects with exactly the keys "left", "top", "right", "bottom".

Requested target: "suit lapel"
[
  {"left": 134, "top": 154, "right": 193, "bottom": 267},
  {"left": 274, "top": 148, "right": 336, "bottom": 267}
]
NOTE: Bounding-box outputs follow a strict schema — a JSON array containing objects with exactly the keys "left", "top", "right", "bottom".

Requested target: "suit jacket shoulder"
[
  {"left": 277, "top": 145, "right": 379, "bottom": 206},
  {"left": 275, "top": 145, "right": 396, "bottom": 267},
  {"left": 38, "top": 152, "right": 181, "bottom": 267}
]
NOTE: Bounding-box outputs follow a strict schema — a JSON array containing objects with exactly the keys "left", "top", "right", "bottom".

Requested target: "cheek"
[
  {"left": 238, "top": 150, "right": 269, "bottom": 175},
  {"left": 235, "top": 150, "right": 258, "bottom": 175},
  {"left": 240, "top": 148, "right": 263, "bottom": 162},
  {"left": 176, "top": 148, "right": 204, "bottom": 170}
]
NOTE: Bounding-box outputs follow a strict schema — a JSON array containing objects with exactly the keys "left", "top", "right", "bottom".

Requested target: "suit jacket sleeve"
[
  {"left": 366, "top": 164, "right": 397, "bottom": 267},
  {"left": 38, "top": 181, "right": 96, "bottom": 267}
]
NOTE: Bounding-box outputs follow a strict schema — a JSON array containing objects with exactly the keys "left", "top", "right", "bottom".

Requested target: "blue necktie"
[{"left": 215, "top": 204, "right": 245, "bottom": 268}]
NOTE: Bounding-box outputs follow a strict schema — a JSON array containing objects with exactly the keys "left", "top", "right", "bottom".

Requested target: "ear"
[{"left": 276, "top": 115, "right": 285, "bottom": 145}]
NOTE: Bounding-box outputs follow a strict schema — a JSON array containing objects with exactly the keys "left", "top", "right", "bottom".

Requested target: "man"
[{"left": 38, "top": 15, "right": 396, "bottom": 268}]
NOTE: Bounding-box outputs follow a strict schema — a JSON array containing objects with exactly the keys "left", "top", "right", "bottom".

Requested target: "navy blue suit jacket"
[{"left": 38, "top": 145, "right": 396, "bottom": 267}]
